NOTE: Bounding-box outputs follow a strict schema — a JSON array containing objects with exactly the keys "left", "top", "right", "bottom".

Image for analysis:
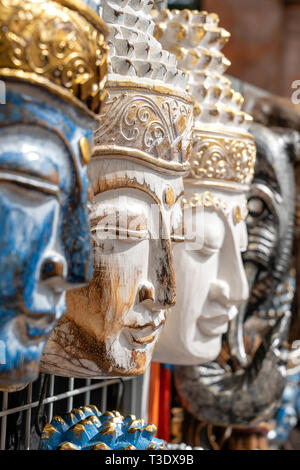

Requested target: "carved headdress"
[
  {"left": 153, "top": 9, "right": 256, "bottom": 190},
  {"left": 94, "top": 0, "right": 194, "bottom": 174},
  {"left": 0, "top": 0, "right": 109, "bottom": 117}
]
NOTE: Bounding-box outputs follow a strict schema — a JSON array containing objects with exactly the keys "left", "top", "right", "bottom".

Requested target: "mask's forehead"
[
  {"left": 88, "top": 158, "right": 184, "bottom": 202},
  {"left": 184, "top": 183, "right": 247, "bottom": 204},
  {"left": 182, "top": 184, "right": 248, "bottom": 249}
]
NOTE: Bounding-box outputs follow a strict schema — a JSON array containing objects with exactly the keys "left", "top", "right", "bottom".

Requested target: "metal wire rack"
[{"left": 0, "top": 368, "right": 150, "bottom": 450}]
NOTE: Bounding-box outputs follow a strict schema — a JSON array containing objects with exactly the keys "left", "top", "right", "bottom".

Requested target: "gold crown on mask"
[
  {"left": 152, "top": 8, "right": 256, "bottom": 189},
  {"left": 0, "top": 0, "right": 109, "bottom": 116},
  {"left": 93, "top": 0, "right": 194, "bottom": 175}
]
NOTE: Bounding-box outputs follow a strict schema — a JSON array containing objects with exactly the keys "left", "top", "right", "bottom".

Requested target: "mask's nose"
[
  {"left": 137, "top": 238, "right": 177, "bottom": 312},
  {"left": 209, "top": 261, "right": 249, "bottom": 309},
  {"left": 212, "top": 220, "right": 249, "bottom": 308},
  {"left": 137, "top": 281, "right": 170, "bottom": 313},
  {"left": 138, "top": 282, "right": 159, "bottom": 311},
  {"left": 139, "top": 283, "right": 155, "bottom": 304},
  {"left": 40, "top": 254, "right": 68, "bottom": 292},
  {"left": 209, "top": 280, "right": 231, "bottom": 306},
  {"left": 149, "top": 239, "right": 177, "bottom": 309}
]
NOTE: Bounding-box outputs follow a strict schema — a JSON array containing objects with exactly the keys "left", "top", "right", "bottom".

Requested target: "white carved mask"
[
  {"left": 41, "top": 159, "right": 185, "bottom": 377},
  {"left": 40, "top": 0, "right": 194, "bottom": 377},
  {"left": 150, "top": 8, "right": 255, "bottom": 366},
  {"left": 153, "top": 184, "right": 249, "bottom": 364}
]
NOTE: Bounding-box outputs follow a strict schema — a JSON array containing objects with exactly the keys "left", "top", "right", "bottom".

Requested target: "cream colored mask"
[
  {"left": 41, "top": 0, "right": 193, "bottom": 377},
  {"left": 152, "top": 9, "right": 256, "bottom": 364}
]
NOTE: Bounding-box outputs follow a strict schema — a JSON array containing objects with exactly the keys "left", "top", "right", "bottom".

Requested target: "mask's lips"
[{"left": 123, "top": 314, "right": 166, "bottom": 346}]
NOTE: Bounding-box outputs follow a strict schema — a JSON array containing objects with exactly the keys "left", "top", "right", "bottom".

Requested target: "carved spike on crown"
[
  {"left": 93, "top": 0, "right": 194, "bottom": 175},
  {"left": 0, "top": 0, "right": 109, "bottom": 116},
  {"left": 152, "top": 9, "right": 256, "bottom": 189}
]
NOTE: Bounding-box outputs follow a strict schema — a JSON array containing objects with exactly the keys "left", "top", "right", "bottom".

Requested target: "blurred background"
[{"left": 169, "top": 0, "right": 300, "bottom": 97}]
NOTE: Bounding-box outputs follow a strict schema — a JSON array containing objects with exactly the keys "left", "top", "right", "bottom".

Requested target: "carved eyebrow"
[
  {"left": 0, "top": 169, "right": 60, "bottom": 195},
  {"left": 0, "top": 149, "right": 60, "bottom": 184},
  {"left": 90, "top": 210, "right": 148, "bottom": 230}
]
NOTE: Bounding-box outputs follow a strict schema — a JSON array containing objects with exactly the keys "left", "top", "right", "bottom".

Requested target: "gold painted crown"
[
  {"left": 93, "top": 0, "right": 194, "bottom": 175},
  {"left": 153, "top": 9, "right": 256, "bottom": 189},
  {"left": 0, "top": 0, "right": 110, "bottom": 116}
]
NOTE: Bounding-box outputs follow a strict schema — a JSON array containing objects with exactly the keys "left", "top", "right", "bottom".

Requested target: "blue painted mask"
[{"left": 0, "top": 82, "right": 95, "bottom": 385}]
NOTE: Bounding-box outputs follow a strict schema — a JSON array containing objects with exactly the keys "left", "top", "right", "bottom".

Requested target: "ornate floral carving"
[
  {"left": 0, "top": 0, "right": 109, "bottom": 114},
  {"left": 182, "top": 191, "right": 229, "bottom": 216},
  {"left": 189, "top": 132, "right": 256, "bottom": 185},
  {"left": 94, "top": 85, "right": 194, "bottom": 173},
  {"left": 182, "top": 191, "right": 248, "bottom": 223}
]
